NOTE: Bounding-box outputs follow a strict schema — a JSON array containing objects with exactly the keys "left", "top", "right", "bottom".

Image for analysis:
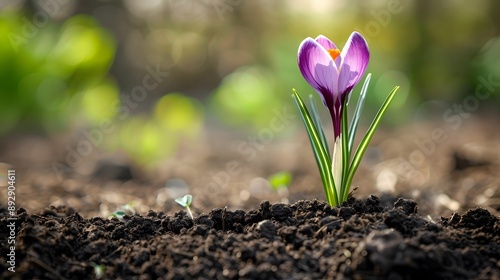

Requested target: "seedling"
[
  {"left": 175, "top": 194, "right": 194, "bottom": 219},
  {"left": 91, "top": 263, "right": 106, "bottom": 279},
  {"left": 108, "top": 201, "right": 136, "bottom": 219},
  {"left": 294, "top": 32, "right": 399, "bottom": 206},
  {"left": 109, "top": 210, "right": 126, "bottom": 219}
]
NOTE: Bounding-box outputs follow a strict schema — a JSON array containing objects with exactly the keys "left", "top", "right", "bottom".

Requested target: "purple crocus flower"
[
  {"left": 297, "top": 32, "right": 369, "bottom": 190},
  {"left": 297, "top": 32, "right": 370, "bottom": 139}
]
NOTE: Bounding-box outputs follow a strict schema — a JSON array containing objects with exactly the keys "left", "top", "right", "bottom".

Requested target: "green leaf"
[
  {"left": 292, "top": 89, "right": 338, "bottom": 206},
  {"left": 308, "top": 95, "right": 331, "bottom": 160},
  {"left": 348, "top": 74, "right": 371, "bottom": 153},
  {"left": 91, "top": 263, "right": 106, "bottom": 279},
  {"left": 175, "top": 194, "right": 193, "bottom": 207},
  {"left": 109, "top": 210, "right": 126, "bottom": 219},
  {"left": 344, "top": 86, "right": 400, "bottom": 201}
]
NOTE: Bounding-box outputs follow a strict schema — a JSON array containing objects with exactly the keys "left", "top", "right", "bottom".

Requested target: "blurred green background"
[{"left": 1, "top": 0, "right": 499, "bottom": 166}]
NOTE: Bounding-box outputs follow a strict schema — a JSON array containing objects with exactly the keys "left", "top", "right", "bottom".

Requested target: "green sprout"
[
  {"left": 109, "top": 210, "right": 126, "bottom": 219},
  {"left": 108, "top": 201, "right": 136, "bottom": 219},
  {"left": 175, "top": 194, "right": 194, "bottom": 219},
  {"left": 91, "top": 263, "right": 106, "bottom": 279}
]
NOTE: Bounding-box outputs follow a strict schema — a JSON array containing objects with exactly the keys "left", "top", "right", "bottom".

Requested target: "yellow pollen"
[{"left": 328, "top": 49, "right": 341, "bottom": 61}]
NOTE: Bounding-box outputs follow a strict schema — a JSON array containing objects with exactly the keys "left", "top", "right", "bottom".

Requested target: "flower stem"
[{"left": 340, "top": 97, "right": 350, "bottom": 203}]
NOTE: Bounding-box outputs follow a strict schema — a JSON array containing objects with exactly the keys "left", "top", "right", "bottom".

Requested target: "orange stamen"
[{"left": 328, "top": 49, "right": 341, "bottom": 61}]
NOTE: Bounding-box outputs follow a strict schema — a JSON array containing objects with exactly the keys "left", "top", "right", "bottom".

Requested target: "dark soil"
[{"left": 1, "top": 196, "right": 499, "bottom": 280}]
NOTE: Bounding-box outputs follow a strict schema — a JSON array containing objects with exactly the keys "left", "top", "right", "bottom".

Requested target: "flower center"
[{"left": 327, "top": 49, "right": 341, "bottom": 61}]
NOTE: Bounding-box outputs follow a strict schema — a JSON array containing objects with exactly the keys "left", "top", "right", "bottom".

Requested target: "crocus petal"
[
  {"left": 337, "top": 63, "right": 352, "bottom": 97},
  {"left": 315, "top": 35, "right": 341, "bottom": 68},
  {"left": 340, "top": 32, "right": 370, "bottom": 92},
  {"left": 315, "top": 35, "right": 338, "bottom": 51},
  {"left": 298, "top": 38, "right": 339, "bottom": 111}
]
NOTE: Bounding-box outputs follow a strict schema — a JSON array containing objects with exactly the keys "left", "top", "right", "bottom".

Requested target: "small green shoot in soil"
[
  {"left": 109, "top": 210, "right": 126, "bottom": 219},
  {"left": 91, "top": 263, "right": 106, "bottom": 279},
  {"left": 108, "top": 201, "right": 136, "bottom": 219},
  {"left": 175, "top": 194, "right": 194, "bottom": 219}
]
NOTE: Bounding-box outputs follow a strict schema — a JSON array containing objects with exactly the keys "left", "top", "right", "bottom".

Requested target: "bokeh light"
[
  {"left": 154, "top": 93, "right": 204, "bottom": 139},
  {"left": 1, "top": 0, "right": 499, "bottom": 166},
  {"left": 210, "top": 66, "right": 282, "bottom": 131}
]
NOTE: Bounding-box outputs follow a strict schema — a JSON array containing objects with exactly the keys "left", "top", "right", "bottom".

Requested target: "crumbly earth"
[{"left": 1, "top": 196, "right": 499, "bottom": 279}]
